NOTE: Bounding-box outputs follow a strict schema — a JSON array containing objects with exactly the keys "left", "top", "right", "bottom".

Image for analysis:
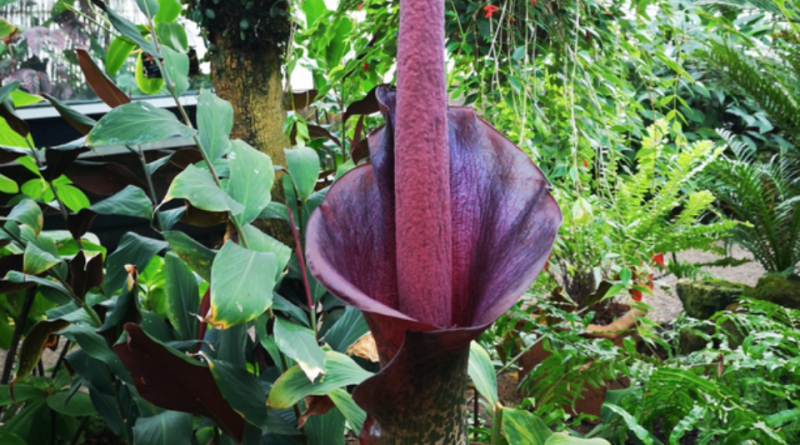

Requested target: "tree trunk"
[
  {"left": 209, "top": 34, "right": 292, "bottom": 243},
  {"left": 210, "top": 34, "right": 286, "bottom": 166}
]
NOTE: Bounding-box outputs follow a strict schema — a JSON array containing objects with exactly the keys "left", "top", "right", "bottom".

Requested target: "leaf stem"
[
  {"left": 285, "top": 205, "right": 316, "bottom": 337},
  {"left": 490, "top": 403, "right": 504, "bottom": 445},
  {"left": 0, "top": 286, "right": 36, "bottom": 385}
]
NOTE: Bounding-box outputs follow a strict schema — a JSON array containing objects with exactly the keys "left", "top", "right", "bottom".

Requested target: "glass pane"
[{"left": 0, "top": 0, "right": 208, "bottom": 103}]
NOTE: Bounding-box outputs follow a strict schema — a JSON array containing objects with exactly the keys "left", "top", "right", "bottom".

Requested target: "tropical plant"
[
  {"left": 595, "top": 298, "right": 800, "bottom": 444},
  {"left": 304, "top": 0, "right": 561, "bottom": 442},
  {"left": 704, "top": 132, "right": 800, "bottom": 274},
  {"left": 548, "top": 120, "right": 735, "bottom": 307}
]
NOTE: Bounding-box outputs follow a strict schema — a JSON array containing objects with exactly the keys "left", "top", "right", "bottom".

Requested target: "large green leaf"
[
  {"left": 23, "top": 234, "right": 61, "bottom": 275},
  {"left": 41, "top": 93, "right": 96, "bottom": 135},
  {"left": 227, "top": 140, "right": 275, "bottom": 225},
  {"left": 284, "top": 147, "right": 320, "bottom": 202},
  {"left": 133, "top": 411, "right": 193, "bottom": 445},
  {"left": 0, "top": 18, "right": 15, "bottom": 39},
  {"left": 60, "top": 324, "right": 131, "bottom": 380},
  {"left": 46, "top": 391, "right": 96, "bottom": 416},
  {"left": 156, "top": 22, "right": 188, "bottom": 52},
  {"left": 274, "top": 317, "right": 326, "bottom": 382},
  {"left": 105, "top": 233, "right": 167, "bottom": 294},
  {"left": 502, "top": 408, "right": 552, "bottom": 445},
  {"left": 321, "top": 306, "right": 368, "bottom": 352},
  {"left": 209, "top": 241, "right": 277, "bottom": 329},
  {"left": 103, "top": 6, "right": 159, "bottom": 56},
  {"left": 87, "top": 102, "right": 196, "bottom": 147},
  {"left": 105, "top": 37, "right": 135, "bottom": 76},
  {"left": 468, "top": 341, "right": 498, "bottom": 406},
  {"left": 301, "top": 0, "right": 327, "bottom": 27},
  {"left": 90, "top": 185, "right": 153, "bottom": 220},
  {"left": 324, "top": 18, "right": 353, "bottom": 70},
  {"left": 154, "top": 0, "right": 182, "bottom": 23},
  {"left": 305, "top": 408, "right": 345, "bottom": 445},
  {"left": 162, "top": 230, "right": 215, "bottom": 282},
  {"left": 161, "top": 46, "right": 189, "bottom": 96},
  {"left": 208, "top": 358, "right": 272, "bottom": 430},
  {"left": 268, "top": 351, "right": 372, "bottom": 409},
  {"left": 240, "top": 225, "right": 291, "bottom": 282},
  {"left": 197, "top": 90, "right": 232, "bottom": 162},
  {"left": 135, "top": 0, "right": 159, "bottom": 17},
  {"left": 164, "top": 252, "right": 199, "bottom": 341},
  {"left": 328, "top": 388, "right": 366, "bottom": 434},
  {"left": 165, "top": 164, "right": 243, "bottom": 214},
  {"left": 11, "top": 319, "right": 70, "bottom": 389},
  {"left": 4, "top": 199, "right": 42, "bottom": 235}
]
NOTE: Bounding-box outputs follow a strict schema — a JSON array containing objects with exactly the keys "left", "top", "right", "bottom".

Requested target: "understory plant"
[
  {"left": 704, "top": 132, "right": 800, "bottom": 274},
  {"left": 549, "top": 120, "right": 734, "bottom": 307},
  {"left": 495, "top": 296, "right": 800, "bottom": 444}
]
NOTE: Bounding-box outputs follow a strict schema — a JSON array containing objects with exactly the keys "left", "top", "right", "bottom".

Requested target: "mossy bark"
[
  {"left": 210, "top": 35, "right": 286, "bottom": 166},
  {"left": 209, "top": 34, "right": 292, "bottom": 243}
]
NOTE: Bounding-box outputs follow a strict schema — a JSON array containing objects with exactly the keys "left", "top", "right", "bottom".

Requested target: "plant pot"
[{"left": 517, "top": 306, "right": 641, "bottom": 420}]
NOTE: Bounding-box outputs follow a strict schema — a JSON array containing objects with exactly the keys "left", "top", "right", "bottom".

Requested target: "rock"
[
  {"left": 678, "top": 327, "right": 710, "bottom": 354},
  {"left": 743, "top": 274, "right": 800, "bottom": 310},
  {"left": 676, "top": 279, "right": 748, "bottom": 319}
]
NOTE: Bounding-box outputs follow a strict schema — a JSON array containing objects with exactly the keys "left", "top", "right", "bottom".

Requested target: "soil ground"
[{"left": 642, "top": 246, "right": 764, "bottom": 324}]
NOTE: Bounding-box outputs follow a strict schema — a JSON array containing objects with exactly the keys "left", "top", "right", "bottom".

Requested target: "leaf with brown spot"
[
  {"left": 76, "top": 49, "right": 130, "bottom": 108},
  {"left": 11, "top": 319, "right": 71, "bottom": 397},
  {"left": 180, "top": 203, "right": 227, "bottom": 228},
  {"left": 297, "top": 395, "right": 335, "bottom": 429},
  {"left": 345, "top": 332, "right": 379, "bottom": 363}
]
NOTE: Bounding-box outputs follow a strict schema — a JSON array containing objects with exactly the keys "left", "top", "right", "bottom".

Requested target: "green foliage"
[
  {"left": 704, "top": 131, "right": 800, "bottom": 273},
  {"left": 549, "top": 121, "right": 735, "bottom": 305}
]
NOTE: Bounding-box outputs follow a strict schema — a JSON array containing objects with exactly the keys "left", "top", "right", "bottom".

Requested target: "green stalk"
[{"left": 490, "top": 404, "right": 504, "bottom": 445}]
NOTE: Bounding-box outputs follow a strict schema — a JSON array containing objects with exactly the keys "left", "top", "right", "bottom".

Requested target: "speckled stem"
[{"left": 360, "top": 346, "right": 470, "bottom": 445}]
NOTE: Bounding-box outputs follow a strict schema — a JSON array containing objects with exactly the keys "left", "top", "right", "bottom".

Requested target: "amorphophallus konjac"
[{"left": 304, "top": 0, "right": 562, "bottom": 443}]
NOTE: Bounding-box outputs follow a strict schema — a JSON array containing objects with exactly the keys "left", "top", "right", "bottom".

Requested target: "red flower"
[
  {"left": 652, "top": 253, "right": 665, "bottom": 268},
  {"left": 531, "top": 0, "right": 538, "bottom": 4},
  {"left": 363, "top": 62, "right": 369, "bottom": 72},
  {"left": 582, "top": 158, "right": 588, "bottom": 169},
  {"left": 484, "top": 4, "right": 499, "bottom": 18},
  {"left": 357, "top": 2, "right": 365, "bottom": 10}
]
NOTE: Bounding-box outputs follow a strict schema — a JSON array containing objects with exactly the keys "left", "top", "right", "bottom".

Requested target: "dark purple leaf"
[
  {"left": 0, "top": 100, "right": 29, "bottom": 137},
  {"left": 66, "top": 251, "right": 104, "bottom": 300},
  {"left": 114, "top": 323, "right": 245, "bottom": 441},
  {"left": 0, "top": 255, "right": 33, "bottom": 294},
  {"left": 64, "top": 161, "right": 146, "bottom": 196},
  {"left": 76, "top": 49, "right": 130, "bottom": 108},
  {"left": 67, "top": 208, "right": 96, "bottom": 240},
  {"left": 342, "top": 86, "right": 380, "bottom": 123},
  {"left": 43, "top": 146, "right": 88, "bottom": 181}
]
